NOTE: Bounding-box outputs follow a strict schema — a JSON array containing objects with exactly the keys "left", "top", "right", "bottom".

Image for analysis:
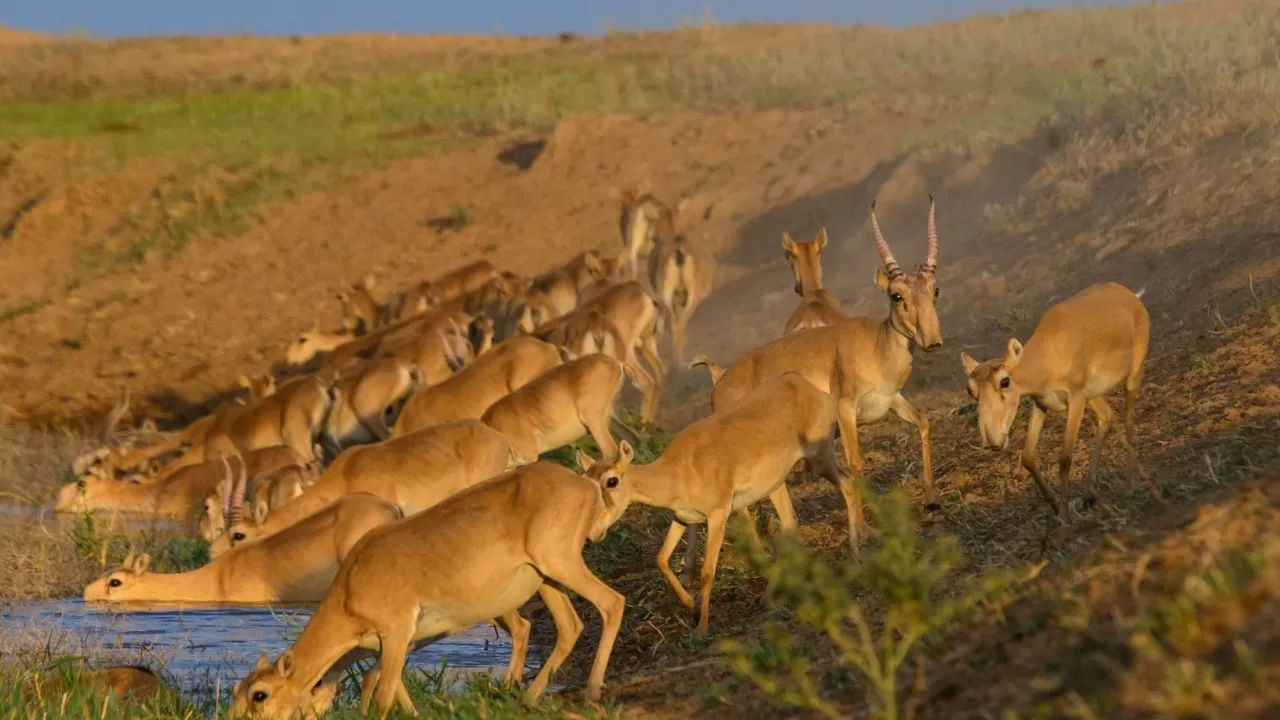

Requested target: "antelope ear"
[
  {"left": 575, "top": 449, "right": 596, "bottom": 473},
  {"left": 277, "top": 651, "right": 296, "bottom": 679},
  {"left": 256, "top": 652, "right": 272, "bottom": 672},
  {"left": 123, "top": 551, "right": 136, "bottom": 570},
  {"left": 781, "top": 232, "right": 797, "bottom": 254},
  {"left": 140, "top": 418, "right": 157, "bottom": 433},
  {"left": 134, "top": 554, "right": 151, "bottom": 574},
  {"left": 617, "top": 440, "right": 635, "bottom": 470},
  {"left": 874, "top": 266, "right": 891, "bottom": 292},
  {"left": 361, "top": 274, "right": 377, "bottom": 291},
  {"left": 960, "top": 351, "right": 979, "bottom": 375},
  {"left": 815, "top": 227, "right": 829, "bottom": 251},
  {"left": 237, "top": 374, "right": 252, "bottom": 389},
  {"left": 1004, "top": 338, "right": 1024, "bottom": 369},
  {"left": 253, "top": 500, "right": 269, "bottom": 526}
]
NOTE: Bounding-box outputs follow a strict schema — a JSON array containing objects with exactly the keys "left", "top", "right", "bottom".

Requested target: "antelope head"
[
  {"left": 869, "top": 197, "right": 943, "bottom": 352},
  {"left": 83, "top": 552, "right": 153, "bottom": 602},
  {"left": 238, "top": 373, "right": 277, "bottom": 401},
  {"left": 576, "top": 440, "right": 635, "bottom": 542},
  {"left": 781, "top": 227, "right": 828, "bottom": 297},
  {"left": 54, "top": 464, "right": 122, "bottom": 513},
  {"left": 284, "top": 326, "right": 354, "bottom": 367},
  {"left": 232, "top": 652, "right": 339, "bottom": 720},
  {"left": 960, "top": 338, "right": 1025, "bottom": 451},
  {"left": 208, "top": 453, "right": 252, "bottom": 557}
]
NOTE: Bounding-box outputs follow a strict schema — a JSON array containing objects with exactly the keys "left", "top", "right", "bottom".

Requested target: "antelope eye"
[
  {"left": 890, "top": 292, "right": 904, "bottom": 303},
  {"left": 999, "top": 377, "right": 1011, "bottom": 389},
  {"left": 108, "top": 578, "right": 122, "bottom": 588},
  {"left": 252, "top": 691, "right": 268, "bottom": 703},
  {"left": 606, "top": 476, "right": 620, "bottom": 489},
  {"left": 232, "top": 533, "right": 246, "bottom": 542}
]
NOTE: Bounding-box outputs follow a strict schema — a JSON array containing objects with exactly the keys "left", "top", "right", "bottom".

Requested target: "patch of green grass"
[{"left": 0, "top": 297, "right": 51, "bottom": 324}]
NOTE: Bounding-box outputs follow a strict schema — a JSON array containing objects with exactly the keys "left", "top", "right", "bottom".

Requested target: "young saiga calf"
[
  {"left": 580, "top": 372, "right": 861, "bottom": 637},
  {"left": 229, "top": 461, "right": 627, "bottom": 718},
  {"left": 960, "top": 281, "right": 1158, "bottom": 515}
]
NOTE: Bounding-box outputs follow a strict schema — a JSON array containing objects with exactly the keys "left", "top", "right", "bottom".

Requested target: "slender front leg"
[
  {"left": 1021, "top": 402, "right": 1061, "bottom": 516},
  {"left": 499, "top": 610, "right": 531, "bottom": 686},
  {"left": 1085, "top": 397, "right": 1113, "bottom": 497},
  {"left": 810, "top": 438, "right": 869, "bottom": 548},
  {"left": 1123, "top": 376, "right": 1161, "bottom": 502},
  {"left": 680, "top": 523, "right": 699, "bottom": 588},
  {"left": 766, "top": 485, "right": 799, "bottom": 533},
  {"left": 656, "top": 520, "right": 696, "bottom": 609},
  {"left": 836, "top": 397, "right": 864, "bottom": 478},
  {"left": 696, "top": 508, "right": 730, "bottom": 637},
  {"left": 1060, "top": 394, "right": 1087, "bottom": 504},
  {"left": 372, "top": 624, "right": 417, "bottom": 718},
  {"left": 636, "top": 342, "right": 666, "bottom": 423},
  {"left": 525, "top": 585, "right": 583, "bottom": 699},
  {"left": 541, "top": 560, "right": 626, "bottom": 702},
  {"left": 889, "top": 393, "right": 937, "bottom": 508}
]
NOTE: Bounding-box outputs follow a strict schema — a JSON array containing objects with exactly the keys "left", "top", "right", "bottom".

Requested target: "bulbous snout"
[
  {"left": 83, "top": 579, "right": 109, "bottom": 602},
  {"left": 922, "top": 340, "right": 943, "bottom": 353},
  {"left": 979, "top": 430, "right": 1010, "bottom": 451}
]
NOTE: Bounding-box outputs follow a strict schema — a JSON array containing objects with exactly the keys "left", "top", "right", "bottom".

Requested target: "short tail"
[
  {"left": 688, "top": 354, "right": 725, "bottom": 385},
  {"left": 1134, "top": 286, "right": 1147, "bottom": 299}
]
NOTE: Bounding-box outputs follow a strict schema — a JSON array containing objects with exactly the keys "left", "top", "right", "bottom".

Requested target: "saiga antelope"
[
  {"left": 319, "top": 357, "right": 425, "bottom": 461},
  {"left": 533, "top": 280, "right": 666, "bottom": 423},
  {"left": 692, "top": 198, "right": 945, "bottom": 507},
  {"left": 56, "top": 444, "right": 301, "bottom": 518},
  {"left": 212, "top": 419, "right": 514, "bottom": 556},
  {"left": 580, "top": 373, "right": 859, "bottom": 636},
  {"left": 375, "top": 316, "right": 491, "bottom": 387},
  {"left": 238, "top": 373, "right": 278, "bottom": 402},
  {"left": 614, "top": 186, "right": 664, "bottom": 282},
  {"left": 390, "top": 335, "right": 562, "bottom": 437},
  {"left": 229, "top": 460, "right": 626, "bottom": 718},
  {"left": 200, "top": 457, "right": 319, "bottom": 542},
  {"left": 960, "top": 281, "right": 1158, "bottom": 516},
  {"left": 337, "top": 275, "right": 392, "bottom": 335},
  {"left": 781, "top": 228, "right": 847, "bottom": 334},
  {"left": 481, "top": 353, "right": 639, "bottom": 465},
  {"left": 204, "top": 374, "right": 332, "bottom": 464},
  {"left": 400, "top": 259, "right": 497, "bottom": 314},
  {"left": 647, "top": 196, "right": 716, "bottom": 364},
  {"left": 84, "top": 493, "right": 401, "bottom": 604}
]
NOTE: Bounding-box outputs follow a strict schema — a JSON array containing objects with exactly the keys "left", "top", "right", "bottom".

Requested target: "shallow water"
[{"left": 2, "top": 599, "right": 528, "bottom": 697}]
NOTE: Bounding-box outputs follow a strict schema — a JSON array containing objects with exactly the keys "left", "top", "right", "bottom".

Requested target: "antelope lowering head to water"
[
  {"left": 229, "top": 460, "right": 626, "bottom": 718},
  {"left": 781, "top": 228, "right": 847, "bottom": 335},
  {"left": 401, "top": 260, "right": 498, "bottom": 314},
  {"left": 211, "top": 419, "right": 514, "bottom": 556},
  {"left": 203, "top": 373, "right": 333, "bottom": 465},
  {"left": 85, "top": 492, "right": 401, "bottom": 604},
  {"left": 580, "top": 372, "right": 859, "bottom": 636},
  {"left": 481, "top": 353, "right": 639, "bottom": 466},
  {"left": 691, "top": 197, "right": 945, "bottom": 507},
  {"left": 961, "top": 281, "right": 1158, "bottom": 516}
]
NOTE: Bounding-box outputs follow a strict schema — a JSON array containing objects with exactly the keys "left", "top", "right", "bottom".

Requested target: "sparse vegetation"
[{"left": 722, "top": 483, "right": 1020, "bottom": 719}]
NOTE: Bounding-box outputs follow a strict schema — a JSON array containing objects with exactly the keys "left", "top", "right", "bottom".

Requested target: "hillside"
[{"left": 2, "top": 0, "right": 1280, "bottom": 717}]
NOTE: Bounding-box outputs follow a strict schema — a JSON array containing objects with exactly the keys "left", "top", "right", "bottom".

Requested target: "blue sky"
[{"left": 3, "top": 1, "right": 1115, "bottom": 38}]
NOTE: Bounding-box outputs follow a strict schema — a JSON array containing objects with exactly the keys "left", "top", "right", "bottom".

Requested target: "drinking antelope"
[
  {"left": 229, "top": 461, "right": 626, "bottom": 717},
  {"left": 318, "top": 357, "right": 425, "bottom": 461},
  {"left": 692, "top": 198, "right": 945, "bottom": 507},
  {"left": 85, "top": 493, "right": 401, "bottom": 604},
  {"left": 960, "top": 281, "right": 1157, "bottom": 515}
]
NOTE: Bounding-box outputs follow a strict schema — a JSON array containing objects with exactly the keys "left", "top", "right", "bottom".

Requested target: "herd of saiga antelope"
[{"left": 53, "top": 188, "right": 1161, "bottom": 718}]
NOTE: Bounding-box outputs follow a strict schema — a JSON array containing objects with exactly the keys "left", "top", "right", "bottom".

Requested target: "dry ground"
[{"left": 2, "top": 1, "right": 1280, "bottom": 716}]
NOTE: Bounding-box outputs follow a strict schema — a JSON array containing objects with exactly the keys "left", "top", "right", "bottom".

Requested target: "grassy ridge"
[{"left": 2, "top": 2, "right": 1275, "bottom": 163}]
